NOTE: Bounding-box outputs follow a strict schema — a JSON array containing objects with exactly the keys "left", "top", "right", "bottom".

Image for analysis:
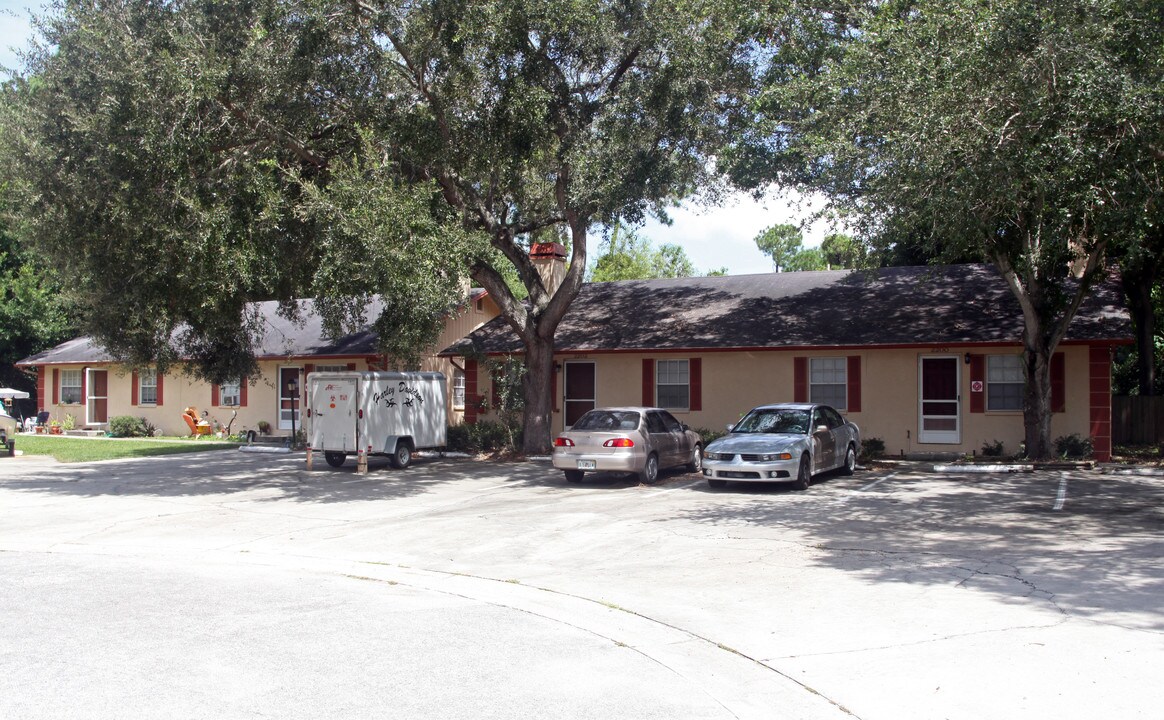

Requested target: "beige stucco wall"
[
  {"left": 475, "top": 344, "right": 1098, "bottom": 458},
  {"left": 33, "top": 292, "right": 502, "bottom": 437}
]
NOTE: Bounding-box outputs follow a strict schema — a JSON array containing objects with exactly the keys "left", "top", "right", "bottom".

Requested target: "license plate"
[{"left": 577, "top": 460, "right": 596, "bottom": 470}]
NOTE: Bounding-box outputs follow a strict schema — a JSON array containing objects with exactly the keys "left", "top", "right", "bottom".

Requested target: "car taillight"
[
  {"left": 554, "top": 437, "right": 575, "bottom": 447},
  {"left": 603, "top": 438, "right": 634, "bottom": 448}
]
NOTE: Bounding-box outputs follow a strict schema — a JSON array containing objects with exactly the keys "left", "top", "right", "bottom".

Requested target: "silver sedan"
[
  {"left": 552, "top": 407, "right": 703, "bottom": 484},
  {"left": 702, "top": 403, "right": 860, "bottom": 490}
]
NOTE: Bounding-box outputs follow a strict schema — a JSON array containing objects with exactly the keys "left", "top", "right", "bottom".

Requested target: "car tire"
[
  {"left": 564, "top": 470, "right": 584, "bottom": 483},
  {"left": 686, "top": 444, "right": 702, "bottom": 473},
  {"left": 707, "top": 478, "right": 727, "bottom": 489},
  {"left": 389, "top": 442, "right": 412, "bottom": 469},
  {"left": 841, "top": 444, "right": 856, "bottom": 476},
  {"left": 324, "top": 451, "right": 347, "bottom": 468},
  {"left": 638, "top": 453, "right": 659, "bottom": 484},
  {"left": 793, "top": 454, "right": 811, "bottom": 490}
]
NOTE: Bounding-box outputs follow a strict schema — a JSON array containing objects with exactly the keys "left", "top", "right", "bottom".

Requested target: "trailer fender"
[{"left": 387, "top": 436, "right": 415, "bottom": 470}]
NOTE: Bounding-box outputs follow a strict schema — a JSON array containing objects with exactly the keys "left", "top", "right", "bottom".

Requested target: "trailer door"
[{"left": 309, "top": 375, "right": 359, "bottom": 453}]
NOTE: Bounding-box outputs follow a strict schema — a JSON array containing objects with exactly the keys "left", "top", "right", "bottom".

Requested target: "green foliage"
[
  {"left": 820, "top": 234, "right": 870, "bottom": 270},
  {"left": 109, "top": 415, "right": 147, "bottom": 438},
  {"left": 589, "top": 224, "right": 699, "bottom": 282},
  {"left": 17, "top": 435, "right": 238, "bottom": 463},
  {"left": 753, "top": 224, "right": 804, "bottom": 272},
  {"left": 1054, "top": 434, "right": 1094, "bottom": 460},
  {"left": 735, "top": 0, "right": 1164, "bottom": 457},
  {"left": 6, "top": 0, "right": 759, "bottom": 454},
  {"left": 692, "top": 427, "right": 725, "bottom": 447},
  {"left": 858, "top": 437, "right": 886, "bottom": 462},
  {"left": 980, "top": 440, "right": 1005, "bottom": 458},
  {"left": 446, "top": 421, "right": 523, "bottom": 455}
]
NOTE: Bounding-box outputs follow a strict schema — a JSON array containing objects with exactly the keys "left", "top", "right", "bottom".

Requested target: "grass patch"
[{"left": 16, "top": 435, "right": 239, "bottom": 463}]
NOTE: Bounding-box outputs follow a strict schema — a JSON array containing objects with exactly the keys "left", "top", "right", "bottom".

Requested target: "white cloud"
[{"left": 637, "top": 188, "right": 839, "bottom": 276}]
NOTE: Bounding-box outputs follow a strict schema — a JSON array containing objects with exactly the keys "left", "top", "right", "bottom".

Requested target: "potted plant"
[
  {"left": 62, "top": 413, "right": 76, "bottom": 432},
  {"left": 49, "top": 420, "right": 62, "bottom": 434}
]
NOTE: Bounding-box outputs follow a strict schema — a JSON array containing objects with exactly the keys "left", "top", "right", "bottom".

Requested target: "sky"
[{"left": 0, "top": 0, "right": 833, "bottom": 276}]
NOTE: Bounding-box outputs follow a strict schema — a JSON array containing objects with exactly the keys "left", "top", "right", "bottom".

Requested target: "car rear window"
[{"left": 572, "top": 410, "right": 641, "bottom": 431}]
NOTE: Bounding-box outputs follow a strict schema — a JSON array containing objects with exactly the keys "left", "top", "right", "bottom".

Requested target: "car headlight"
[
  {"left": 703, "top": 451, "right": 728, "bottom": 461},
  {"left": 757, "top": 452, "right": 793, "bottom": 462}
]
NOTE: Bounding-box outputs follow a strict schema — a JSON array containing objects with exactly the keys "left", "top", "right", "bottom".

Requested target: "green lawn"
[{"left": 14, "top": 435, "right": 240, "bottom": 463}]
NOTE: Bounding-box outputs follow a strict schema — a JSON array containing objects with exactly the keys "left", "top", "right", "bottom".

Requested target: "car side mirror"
[
  {"left": 681, "top": 423, "right": 690, "bottom": 431},
  {"left": 725, "top": 423, "right": 734, "bottom": 432},
  {"left": 816, "top": 425, "right": 829, "bottom": 433}
]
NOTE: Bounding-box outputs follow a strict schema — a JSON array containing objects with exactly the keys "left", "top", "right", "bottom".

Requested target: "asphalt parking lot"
[{"left": 1, "top": 451, "right": 1161, "bottom": 719}]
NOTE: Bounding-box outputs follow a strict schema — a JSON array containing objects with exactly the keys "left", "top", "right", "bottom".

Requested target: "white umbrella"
[{"left": 0, "top": 388, "right": 30, "bottom": 400}]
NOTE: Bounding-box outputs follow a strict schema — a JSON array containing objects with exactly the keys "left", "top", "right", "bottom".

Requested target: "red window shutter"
[
  {"left": 211, "top": 384, "right": 220, "bottom": 407},
  {"left": 80, "top": 368, "right": 88, "bottom": 407},
  {"left": 347, "top": 362, "right": 357, "bottom": 371},
  {"left": 847, "top": 356, "right": 861, "bottom": 412},
  {"left": 1051, "top": 352, "right": 1066, "bottom": 413},
  {"left": 52, "top": 368, "right": 59, "bottom": 405},
  {"left": 304, "top": 363, "right": 314, "bottom": 377},
  {"left": 642, "top": 359, "right": 654, "bottom": 406},
  {"left": 793, "top": 357, "right": 807, "bottom": 403},
  {"left": 970, "top": 355, "right": 985, "bottom": 413},
  {"left": 36, "top": 368, "right": 45, "bottom": 412},
  {"left": 240, "top": 377, "right": 248, "bottom": 407},
  {"left": 131, "top": 370, "right": 139, "bottom": 406},
  {"left": 689, "top": 358, "right": 702, "bottom": 411},
  {"left": 465, "top": 359, "right": 479, "bottom": 424},
  {"left": 156, "top": 372, "right": 164, "bottom": 407},
  {"left": 549, "top": 362, "right": 558, "bottom": 414}
]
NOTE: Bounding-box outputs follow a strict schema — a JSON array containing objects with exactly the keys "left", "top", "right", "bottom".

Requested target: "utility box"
[{"left": 306, "top": 371, "right": 447, "bottom": 470}]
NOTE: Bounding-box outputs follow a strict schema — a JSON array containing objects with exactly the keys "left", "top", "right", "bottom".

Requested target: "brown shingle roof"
[{"left": 442, "top": 264, "right": 1130, "bottom": 355}]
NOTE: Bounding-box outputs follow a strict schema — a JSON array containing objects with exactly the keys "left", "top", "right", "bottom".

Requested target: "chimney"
[{"left": 529, "top": 242, "right": 567, "bottom": 294}]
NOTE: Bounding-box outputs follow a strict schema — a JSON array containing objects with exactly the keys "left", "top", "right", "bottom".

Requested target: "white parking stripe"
[
  {"left": 858, "top": 473, "right": 897, "bottom": 492},
  {"left": 1054, "top": 475, "right": 1069, "bottom": 511}
]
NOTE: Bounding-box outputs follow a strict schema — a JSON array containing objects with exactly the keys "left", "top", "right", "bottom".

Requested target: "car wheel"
[
  {"left": 324, "top": 451, "right": 347, "bottom": 468},
  {"left": 389, "top": 442, "right": 413, "bottom": 469},
  {"left": 564, "top": 470, "right": 584, "bottom": 483},
  {"left": 638, "top": 453, "right": 659, "bottom": 484},
  {"left": 793, "top": 454, "right": 811, "bottom": 490},
  {"left": 841, "top": 444, "right": 856, "bottom": 476},
  {"left": 707, "top": 478, "right": 727, "bottom": 489},
  {"left": 686, "top": 444, "right": 702, "bottom": 473}
]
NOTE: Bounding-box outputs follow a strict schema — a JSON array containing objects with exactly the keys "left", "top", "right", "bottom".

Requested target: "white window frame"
[
  {"left": 60, "top": 369, "right": 83, "bottom": 405},
  {"left": 655, "top": 359, "right": 690, "bottom": 411},
  {"left": 452, "top": 368, "right": 466, "bottom": 409},
  {"left": 809, "top": 357, "right": 847, "bottom": 411},
  {"left": 139, "top": 369, "right": 158, "bottom": 406},
  {"left": 219, "top": 379, "right": 241, "bottom": 407},
  {"left": 986, "top": 354, "right": 1024, "bottom": 412},
  {"left": 313, "top": 364, "right": 349, "bottom": 373}
]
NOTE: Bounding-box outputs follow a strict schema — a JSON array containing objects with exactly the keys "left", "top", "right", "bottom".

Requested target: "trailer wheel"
[
  {"left": 324, "top": 451, "right": 347, "bottom": 468},
  {"left": 389, "top": 442, "right": 413, "bottom": 469}
]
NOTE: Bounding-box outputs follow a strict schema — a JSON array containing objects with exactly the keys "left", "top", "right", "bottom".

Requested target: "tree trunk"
[
  {"left": 521, "top": 335, "right": 556, "bottom": 456},
  {"left": 1022, "top": 340, "right": 1055, "bottom": 460},
  {"left": 1121, "top": 264, "right": 1159, "bottom": 396}
]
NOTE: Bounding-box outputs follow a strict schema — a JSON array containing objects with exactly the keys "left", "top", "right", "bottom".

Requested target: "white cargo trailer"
[{"left": 306, "top": 371, "right": 447, "bottom": 470}]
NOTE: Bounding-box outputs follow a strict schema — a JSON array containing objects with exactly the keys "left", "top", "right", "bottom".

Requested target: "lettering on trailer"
[{"left": 371, "top": 382, "right": 426, "bottom": 410}]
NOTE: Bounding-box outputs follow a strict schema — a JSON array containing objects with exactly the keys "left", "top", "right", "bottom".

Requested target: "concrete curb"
[{"left": 933, "top": 463, "right": 1035, "bottom": 474}]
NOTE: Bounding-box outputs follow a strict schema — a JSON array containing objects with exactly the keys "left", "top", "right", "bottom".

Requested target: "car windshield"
[
  {"left": 732, "top": 408, "right": 810, "bottom": 435},
  {"left": 571, "top": 410, "right": 641, "bottom": 432}
]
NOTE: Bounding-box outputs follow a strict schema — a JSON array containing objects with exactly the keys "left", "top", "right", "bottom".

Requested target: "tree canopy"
[
  {"left": 6, "top": 0, "right": 761, "bottom": 452},
  {"left": 732, "top": 0, "right": 1164, "bottom": 458}
]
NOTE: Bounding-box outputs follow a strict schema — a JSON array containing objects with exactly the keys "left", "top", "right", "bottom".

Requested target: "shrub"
[
  {"left": 446, "top": 421, "right": 523, "bottom": 454},
  {"left": 859, "top": 437, "right": 886, "bottom": 462},
  {"left": 981, "top": 439, "right": 1005, "bottom": 457},
  {"left": 1054, "top": 433, "right": 1093, "bottom": 460},
  {"left": 692, "top": 427, "right": 725, "bottom": 447},
  {"left": 109, "top": 415, "right": 147, "bottom": 438}
]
